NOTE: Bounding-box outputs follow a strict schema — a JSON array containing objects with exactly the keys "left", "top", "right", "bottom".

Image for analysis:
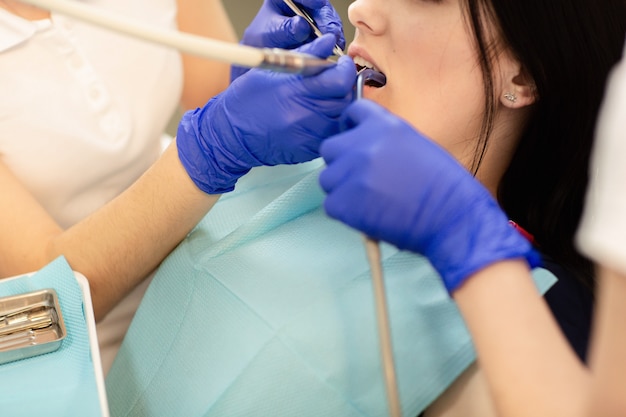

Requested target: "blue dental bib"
[{"left": 106, "top": 161, "right": 555, "bottom": 417}]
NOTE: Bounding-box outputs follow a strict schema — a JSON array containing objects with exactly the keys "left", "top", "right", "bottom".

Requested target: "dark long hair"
[{"left": 464, "top": 0, "right": 626, "bottom": 292}]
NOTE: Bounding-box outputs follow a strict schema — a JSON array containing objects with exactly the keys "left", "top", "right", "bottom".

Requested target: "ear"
[{"left": 499, "top": 55, "right": 537, "bottom": 109}]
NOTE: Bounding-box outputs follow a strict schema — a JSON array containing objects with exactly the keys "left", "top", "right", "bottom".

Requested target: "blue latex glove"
[
  {"left": 177, "top": 37, "right": 356, "bottom": 194},
  {"left": 231, "top": 0, "right": 345, "bottom": 82},
  {"left": 319, "top": 100, "right": 540, "bottom": 293}
]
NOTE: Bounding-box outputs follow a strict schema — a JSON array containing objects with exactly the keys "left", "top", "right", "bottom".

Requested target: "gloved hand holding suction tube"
[
  {"left": 177, "top": 36, "right": 356, "bottom": 194},
  {"left": 319, "top": 100, "right": 540, "bottom": 293},
  {"left": 232, "top": 0, "right": 345, "bottom": 81}
]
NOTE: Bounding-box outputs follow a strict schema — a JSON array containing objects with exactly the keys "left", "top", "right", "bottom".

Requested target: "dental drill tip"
[{"left": 259, "top": 48, "right": 336, "bottom": 76}]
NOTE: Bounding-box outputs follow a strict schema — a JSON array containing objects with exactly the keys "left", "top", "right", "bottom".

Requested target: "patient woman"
[
  {"left": 105, "top": 0, "right": 625, "bottom": 416},
  {"left": 319, "top": 5, "right": 626, "bottom": 417}
]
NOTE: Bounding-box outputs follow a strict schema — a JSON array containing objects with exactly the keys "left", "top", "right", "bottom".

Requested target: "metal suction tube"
[{"left": 356, "top": 69, "right": 402, "bottom": 417}]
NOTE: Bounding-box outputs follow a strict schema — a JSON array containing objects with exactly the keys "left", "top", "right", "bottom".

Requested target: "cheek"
[
  {"left": 374, "top": 33, "right": 485, "bottom": 159},
  {"left": 372, "top": 65, "right": 486, "bottom": 162}
]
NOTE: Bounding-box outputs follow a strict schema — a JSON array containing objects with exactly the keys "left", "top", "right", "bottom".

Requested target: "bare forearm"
[
  {"left": 586, "top": 267, "right": 626, "bottom": 417},
  {"left": 49, "top": 141, "right": 219, "bottom": 319},
  {"left": 453, "top": 260, "right": 590, "bottom": 417}
]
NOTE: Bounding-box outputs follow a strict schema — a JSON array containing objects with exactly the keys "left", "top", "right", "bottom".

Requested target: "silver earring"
[{"left": 504, "top": 92, "right": 517, "bottom": 103}]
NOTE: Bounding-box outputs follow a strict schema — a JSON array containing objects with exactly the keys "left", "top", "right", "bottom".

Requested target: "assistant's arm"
[
  {"left": 452, "top": 261, "right": 589, "bottom": 417},
  {"left": 0, "top": 144, "right": 218, "bottom": 320}
]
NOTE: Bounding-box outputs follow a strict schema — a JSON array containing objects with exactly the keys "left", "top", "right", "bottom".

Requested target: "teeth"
[{"left": 353, "top": 55, "right": 376, "bottom": 70}]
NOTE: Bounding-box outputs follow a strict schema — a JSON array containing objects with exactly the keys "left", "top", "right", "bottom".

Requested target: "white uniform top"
[
  {"left": 0, "top": 0, "right": 183, "bottom": 374},
  {"left": 577, "top": 39, "right": 626, "bottom": 273}
]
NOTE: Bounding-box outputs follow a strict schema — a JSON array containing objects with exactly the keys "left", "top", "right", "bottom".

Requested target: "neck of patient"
[{"left": 475, "top": 105, "right": 532, "bottom": 198}]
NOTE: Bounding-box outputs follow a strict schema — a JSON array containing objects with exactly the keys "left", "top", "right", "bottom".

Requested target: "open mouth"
[
  {"left": 353, "top": 56, "right": 387, "bottom": 88},
  {"left": 355, "top": 68, "right": 387, "bottom": 99}
]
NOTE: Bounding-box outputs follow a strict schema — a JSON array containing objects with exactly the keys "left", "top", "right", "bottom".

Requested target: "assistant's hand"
[
  {"left": 231, "top": 0, "right": 344, "bottom": 81},
  {"left": 319, "top": 100, "right": 539, "bottom": 293},
  {"left": 576, "top": 50, "right": 626, "bottom": 273},
  {"left": 177, "top": 38, "right": 356, "bottom": 194}
]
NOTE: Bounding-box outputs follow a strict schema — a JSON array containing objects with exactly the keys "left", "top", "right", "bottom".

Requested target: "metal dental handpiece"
[
  {"left": 282, "top": 0, "right": 345, "bottom": 57},
  {"left": 356, "top": 69, "right": 402, "bottom": 417},
  {"left": 20, "top": 0, "right": 336, "bottom": 76},
  {"left": 258, "top": 48, "right": 337, "bottom": 76}
]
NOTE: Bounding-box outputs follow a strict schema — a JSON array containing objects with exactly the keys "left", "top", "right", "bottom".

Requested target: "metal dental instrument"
[
  {"left": 356, "top": 69, "right": 402, "bottom": 417},
  {"left": 0, "top": 289, "right": 66, "bottom": 364},
  {"left": 20, "top": 0, "right": 336, "bottom": 76},
  {"left": 282, "top": 0, "right": 345, "bottom": 57},
  {"left": 356, "top": 68, "right": 386, "bottom": 100}
]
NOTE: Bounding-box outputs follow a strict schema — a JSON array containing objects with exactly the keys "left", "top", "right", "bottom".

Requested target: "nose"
[{"left": 348, "top": 0, "right": 386, "bottom": 35}]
